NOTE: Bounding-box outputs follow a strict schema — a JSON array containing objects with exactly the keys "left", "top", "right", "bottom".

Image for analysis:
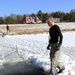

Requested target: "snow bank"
[{"left": 0, "top": 31, "right": 75, "bottom": 75}]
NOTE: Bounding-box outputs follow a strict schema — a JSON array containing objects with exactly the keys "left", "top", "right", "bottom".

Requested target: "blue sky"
[{"left": 0, "top": 0, "right": 75, "bottom": 17}]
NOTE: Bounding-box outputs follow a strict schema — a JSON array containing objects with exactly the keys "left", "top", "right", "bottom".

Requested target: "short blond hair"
[{"left": 48, "top": 17, "right": 54, "bottom": 21}]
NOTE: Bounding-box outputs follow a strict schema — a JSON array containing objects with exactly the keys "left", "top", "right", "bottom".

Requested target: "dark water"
[{"left": 0, "top": 61, "right": 48, "bottom": 75}]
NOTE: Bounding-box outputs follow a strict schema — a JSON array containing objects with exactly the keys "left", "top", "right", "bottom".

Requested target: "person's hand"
[
  {"left": 56, "top": 44, "right": 61, "bottom": 50},
  {"left": 47, "top": 45, "right": 51, "bottom": 50},
  {"left": 47, "top": 46, "right": 50, "bottom": 50}
]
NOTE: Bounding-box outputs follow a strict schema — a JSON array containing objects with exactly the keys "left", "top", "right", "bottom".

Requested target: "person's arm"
[
  {"left": 47, "top": 37, "right": 51, "bottom": 49},
  {"left": 47, "top": 29, "right": 51, "bottom": 50},
  {"left": 56, "top": 25, "right": 63, "bottom": 49}
]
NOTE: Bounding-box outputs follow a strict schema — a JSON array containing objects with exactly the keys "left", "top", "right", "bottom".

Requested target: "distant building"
[
  {"left": 26, "top": 16, "right": 42, "bottom": 24},
  {"left": 54, "top": 18, "right": 60, "bottom": 23}
]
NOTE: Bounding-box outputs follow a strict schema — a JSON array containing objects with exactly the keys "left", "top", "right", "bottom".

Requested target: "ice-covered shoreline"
[{"left": 1, "top": 22, "right": 75, "bottom": 35}]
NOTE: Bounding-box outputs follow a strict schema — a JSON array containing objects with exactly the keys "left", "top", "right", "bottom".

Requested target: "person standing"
[
  {"left": 47, "top": 17, "right": 65, "bottom": 75},
  {"left": 6, "top": 24, "right": 10, "bottom": 33}
]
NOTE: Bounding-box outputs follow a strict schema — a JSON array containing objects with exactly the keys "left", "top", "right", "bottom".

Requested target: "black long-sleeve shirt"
[{"left": 49, "top": 25, "right": 63, "bottom": 44}]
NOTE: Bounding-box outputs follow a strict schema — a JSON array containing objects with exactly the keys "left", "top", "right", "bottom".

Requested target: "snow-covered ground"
[{"left": 0, "top": 31, "right": 75, "bottom": 75}]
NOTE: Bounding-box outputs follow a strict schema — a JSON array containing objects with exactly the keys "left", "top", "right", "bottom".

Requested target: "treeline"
[{"left": 0, "top": 9, "right": 75, "bottom": 24}]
